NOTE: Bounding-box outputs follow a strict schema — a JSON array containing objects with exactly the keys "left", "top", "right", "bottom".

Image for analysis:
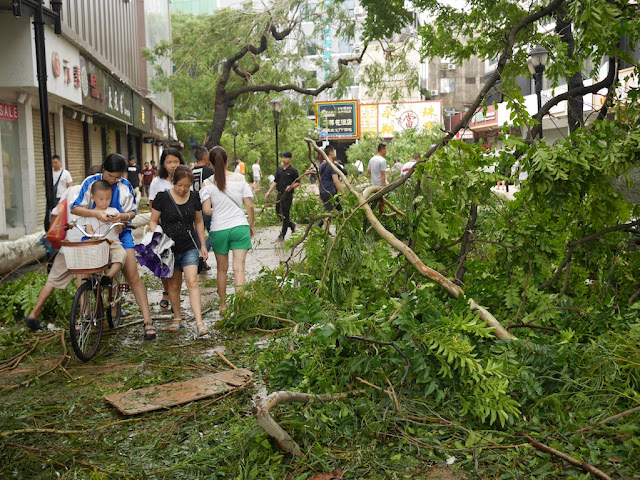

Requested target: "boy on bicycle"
[{"left": 81, "top": 180, "right": 127, "bottom": 287}]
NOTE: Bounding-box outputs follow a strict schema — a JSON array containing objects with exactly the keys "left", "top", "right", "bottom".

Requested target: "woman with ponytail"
[{"left": 200, "top": 146, "right": 255, "bottom": 313}]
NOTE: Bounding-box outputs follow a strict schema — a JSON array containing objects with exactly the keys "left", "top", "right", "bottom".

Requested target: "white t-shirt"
[
  {"left": 53, "top": 169, "right": 72, "bottom": 199},
  {"left": 79, "top": 207, "right": 122, "bottom": 244},
  {"left": 368, "top": 155, "right": 387, "bottom": 186},
  {"left": 200, "top": 173, "right": 253, "bottom": 232},
  {"left": 149, "top": 177, "right": 173, "bottom": 203},
  {"left": 252, "top": 163, "right": 261, "bottom": 180},
  {"left": 354, "top": 160, "right": 364, "bottom": 173},
  {"left": 401, "top": 161, "right": 417, "bottom": 175}
]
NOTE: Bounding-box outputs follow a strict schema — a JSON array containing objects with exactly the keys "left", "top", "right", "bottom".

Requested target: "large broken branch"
[
  {"left": 252, "top": 390, "right": 354, "bottom": 457},
  {"left": 305, "top": 138, "right": 516, "bottom": 341},
  {"left": 523, "top": 434, "right": 612, "bottom": 480}
]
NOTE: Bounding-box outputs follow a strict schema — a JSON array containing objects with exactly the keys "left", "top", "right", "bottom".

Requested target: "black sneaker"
[
  {"left": 290, "top": 223, "right": 297, "bottom": 233},
  {"left": 277, "top": 235, "right": 285, "bottom": 242}
]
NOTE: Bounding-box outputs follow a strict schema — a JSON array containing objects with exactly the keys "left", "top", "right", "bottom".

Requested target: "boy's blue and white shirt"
[{"left": 71, "top": 174, "right": 137, "bottom": 248}]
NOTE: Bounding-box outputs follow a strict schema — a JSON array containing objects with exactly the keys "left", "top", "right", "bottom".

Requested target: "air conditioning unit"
[
  {"left": 430, "top": 90, "right": 439, "bottom": 96},
  {"left": 354, "top": 6, "right": 364, "bottom": 16},
  {"left": 448, "top": 64, "right": 456, "bottom": 70}
]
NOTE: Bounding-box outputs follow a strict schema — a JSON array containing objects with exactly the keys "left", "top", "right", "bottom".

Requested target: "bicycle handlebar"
[{"left": 64, "top": 219, "right": 135, "bottom": 240}]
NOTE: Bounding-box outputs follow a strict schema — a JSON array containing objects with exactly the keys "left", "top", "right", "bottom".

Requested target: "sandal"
[
  {"left": 169, "top": 318, "right": 182, "bottom": 333},
  {"left": 159, "top": 292, "right": 169, "bottom": 309},
  {"left": 196, "top": 325, "right": 210, "bottom": 337},
  {"left": 143, "top": 321, "right": 157, "bottom": 340}
]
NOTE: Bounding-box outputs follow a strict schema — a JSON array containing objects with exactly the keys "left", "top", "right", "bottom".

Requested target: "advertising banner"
[
  {"left": 316, "top": 100, "right": 359, "bottom": 139},
  {"left": 79, "top": 56, "right": 105, "bottom": 114},
  {"left": 376, "top": 101, "right": 442, "bottom": 139},
  {"left": 360, "top": 104, "right": 378, "bottom": 135},
  {"left": 133, "top": 95, "right": 151, "bottom": 132}
]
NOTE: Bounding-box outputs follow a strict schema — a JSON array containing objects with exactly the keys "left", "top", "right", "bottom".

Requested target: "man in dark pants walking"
[{"left": 266, "top": 151, "right": 300, "bottom": 241}]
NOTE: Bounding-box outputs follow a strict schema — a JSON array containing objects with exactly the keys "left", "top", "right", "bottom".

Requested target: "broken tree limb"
[
  {"left": 252, "top": 390, "right": 354, "bottom": 457},
  {"left": 572, "top": 405, "right": 640, "bottom": 434},
  {"left": 523, "top": 434, "right": 612, "bottom": 480},
  {"left": 345, "top": 335, "right": 410, "bottom": 384},
  {"left": 305, "top": 139, "right": 515, "bottom": 342}
]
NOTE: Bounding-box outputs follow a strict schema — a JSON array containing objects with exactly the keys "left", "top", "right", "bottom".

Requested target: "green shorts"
[{"left": 210, "top": 225, "right": 252, "bottom": 255}]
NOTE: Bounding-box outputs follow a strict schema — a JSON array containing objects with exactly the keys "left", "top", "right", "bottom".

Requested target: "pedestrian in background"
[
  {"left": 251, "top": 159, "right": 262, "bottom": 191},
  {"left": 50, "top": 155, "right": 73, "bottom": 206},
  {"left": 142, "top": 161, "right": 154, "bottom": 198},
  {"left": 368, "top": 143, "right": 387, "bottom": 214},
  {"left": 125, "top": 155, "right": 142, "bottom": 207},
  {"left": 265, "top": 151, "right": 300, "bottom": 242}
]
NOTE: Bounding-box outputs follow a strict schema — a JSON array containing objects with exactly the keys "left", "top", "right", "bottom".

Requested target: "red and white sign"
[
  {"left": 52, "top": 51, "right": 61, "bottom": 78},
  {"left": 0, "top": 102, "right": 19, "bottom": 121}
]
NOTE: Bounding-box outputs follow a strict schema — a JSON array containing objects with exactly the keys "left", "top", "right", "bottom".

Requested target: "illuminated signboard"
[{"left": 316, "top": 100, "right": 359, "bottom": 139}]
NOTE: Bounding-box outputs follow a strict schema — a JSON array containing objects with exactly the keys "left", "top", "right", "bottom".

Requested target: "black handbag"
[{"left": 167, "top": 191, "right": 206, "bottom": 273}]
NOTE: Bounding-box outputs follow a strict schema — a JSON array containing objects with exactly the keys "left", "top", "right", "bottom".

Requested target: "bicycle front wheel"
[
  {"left": 69, "top": 280, "right": 103, "bottom": 362},
  {"left": 107, "top": 271, "right": 127, "bottom": 328}
]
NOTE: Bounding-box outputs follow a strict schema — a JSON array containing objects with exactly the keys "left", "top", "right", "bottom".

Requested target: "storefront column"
[{"left": 19, "top": 98, "right": 38, "bottom": 234}]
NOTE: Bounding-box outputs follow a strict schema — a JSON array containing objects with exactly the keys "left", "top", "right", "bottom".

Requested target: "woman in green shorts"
[{"left": 200, "top": 146, "right": 255, "bottom": 313}]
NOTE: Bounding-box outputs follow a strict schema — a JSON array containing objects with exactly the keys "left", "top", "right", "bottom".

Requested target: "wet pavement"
[{"left": 125, "top": 222, "right": 304, "bottom": 339}]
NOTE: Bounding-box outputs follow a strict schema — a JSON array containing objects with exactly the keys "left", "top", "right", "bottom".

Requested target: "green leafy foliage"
[{"left": 0, "top": 270, "right": 73, "bottom": 326}]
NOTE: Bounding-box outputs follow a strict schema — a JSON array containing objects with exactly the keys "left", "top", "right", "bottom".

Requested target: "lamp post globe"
[{"left": 527, "top": 45, "right": 549, "bottom": 114}]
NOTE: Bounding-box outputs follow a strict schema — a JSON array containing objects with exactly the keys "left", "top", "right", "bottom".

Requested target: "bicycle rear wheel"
[
  {"left": 107, "top": 271, "right": 127, "bottom": 328},
  {"left": 69, "top": 279, "right": 103, "bottom": 362}
]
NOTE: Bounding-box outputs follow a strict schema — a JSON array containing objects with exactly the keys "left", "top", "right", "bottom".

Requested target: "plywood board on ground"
[{"left": 104, "top": 368, "right": 252, "bottom": 415}]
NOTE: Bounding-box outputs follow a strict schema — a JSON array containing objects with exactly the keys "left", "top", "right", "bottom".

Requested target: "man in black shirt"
[
  {"left": 191, "top": 146, "right": 213, "bottom": 193},
  {"left": 126, "top": 155, "right": 142, "bottom": 206},
  {"left": 266, "top": 151, "right": 300, "bottom": 241}
]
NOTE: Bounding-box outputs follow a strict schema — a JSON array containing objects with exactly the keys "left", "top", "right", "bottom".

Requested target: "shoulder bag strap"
[
  {"left": 53, "top": 171, "right": 63, "bottom": 193},
  {"left": 213, "top": 183, "right": 245, "bottom": 214},
  {"left": 166, "top": 190, "right": 199, "bottom": 251}
]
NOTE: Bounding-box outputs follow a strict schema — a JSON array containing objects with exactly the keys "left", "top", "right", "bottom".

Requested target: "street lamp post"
[
  {"left": 231, "top": 120, "right": 239, "bottom": 166},
  {"left": 269, "top": 99, "right": 283, "bottom": 172},
  {"left": 527, "top": 45, "right": 549, "bottom": 114}
]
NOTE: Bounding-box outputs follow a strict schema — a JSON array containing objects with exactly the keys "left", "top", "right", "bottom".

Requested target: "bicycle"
[{"left": 61, "top": 220, "right": 132, "bottom": 362}]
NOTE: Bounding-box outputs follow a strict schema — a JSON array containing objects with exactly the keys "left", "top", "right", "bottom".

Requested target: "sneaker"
[
  {"left": 277, "top": 235, "right": 285, "bottom": 242},
  {"left": 290, "top": 222, "right": 297, "bottom": 233}
]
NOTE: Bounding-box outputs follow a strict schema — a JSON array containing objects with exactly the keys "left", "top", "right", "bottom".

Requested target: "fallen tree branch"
[
  {"left": 252, "top": 390, "right": 355, "bottom": 457},
  {"left": 522, "top": 434, "right": 612, "bottom": 480},
  {"left": 506, "top": 324, "right": 561, "bottom": 334},
  {"left": 539, "top": 218, "right": 640, "bottom": 292},
  {"left": 572, "top": 405, "right": 640, "bottom": 434},
  {"left": 345, "top": 334, "right": 411, "bottom": 384},
  {"left": 306, "top": 138, "right": 516, "bottom": 342}
]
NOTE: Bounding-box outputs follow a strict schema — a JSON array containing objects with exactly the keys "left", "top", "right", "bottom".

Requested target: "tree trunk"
[{"left": 555, "top": 5, "right": 584, "bottom": 134}]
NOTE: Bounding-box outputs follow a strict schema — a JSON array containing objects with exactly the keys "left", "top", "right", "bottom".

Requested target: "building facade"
[{"left": 0, "top": 0, "right": 174, "bottom": 246}]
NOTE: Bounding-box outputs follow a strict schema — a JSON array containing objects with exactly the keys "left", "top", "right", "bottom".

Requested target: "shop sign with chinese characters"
[
  {"left": 80, "top": 56, "right": 105, "bottom": 114},
  {"left": 316, "top": 100, "right": 359, "bottom": 139},
  {"left": 372, "top": 101, "right": 442, "bottom": 139},
  {"left": 104, "top": 75, "right": 133, "bottom": 125}
]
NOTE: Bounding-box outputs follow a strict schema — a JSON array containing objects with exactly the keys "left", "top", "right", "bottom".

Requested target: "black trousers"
[{"left": 276, "top": 191, "right": 294, "bottom": 237}]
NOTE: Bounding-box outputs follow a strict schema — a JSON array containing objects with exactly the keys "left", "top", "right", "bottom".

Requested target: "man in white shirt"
[
  {"left": 367, "top": 143, "right": 387, "bottom": 214},
  {"left": 251, "top": 159, "right": 262, "bottom": 191},
  {"left": 401, "top": 153, "right": 421, "bottom": 175}
]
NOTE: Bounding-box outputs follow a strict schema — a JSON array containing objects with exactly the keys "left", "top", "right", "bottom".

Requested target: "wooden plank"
[{"left": 104, "top": 368, "right": 252, "bottom": 415}]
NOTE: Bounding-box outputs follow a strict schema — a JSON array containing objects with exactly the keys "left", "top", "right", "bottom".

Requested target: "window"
[
  {"left": 465, "top": 77, "right": 476, "bottom": 84},
  {"left": 440, "top": 77, "right": 456, "bottom": 93}
]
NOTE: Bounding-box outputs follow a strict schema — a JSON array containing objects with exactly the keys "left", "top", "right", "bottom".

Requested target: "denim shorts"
[{"left": 173, "top": 248, "right": 200, "bottom": 272}]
